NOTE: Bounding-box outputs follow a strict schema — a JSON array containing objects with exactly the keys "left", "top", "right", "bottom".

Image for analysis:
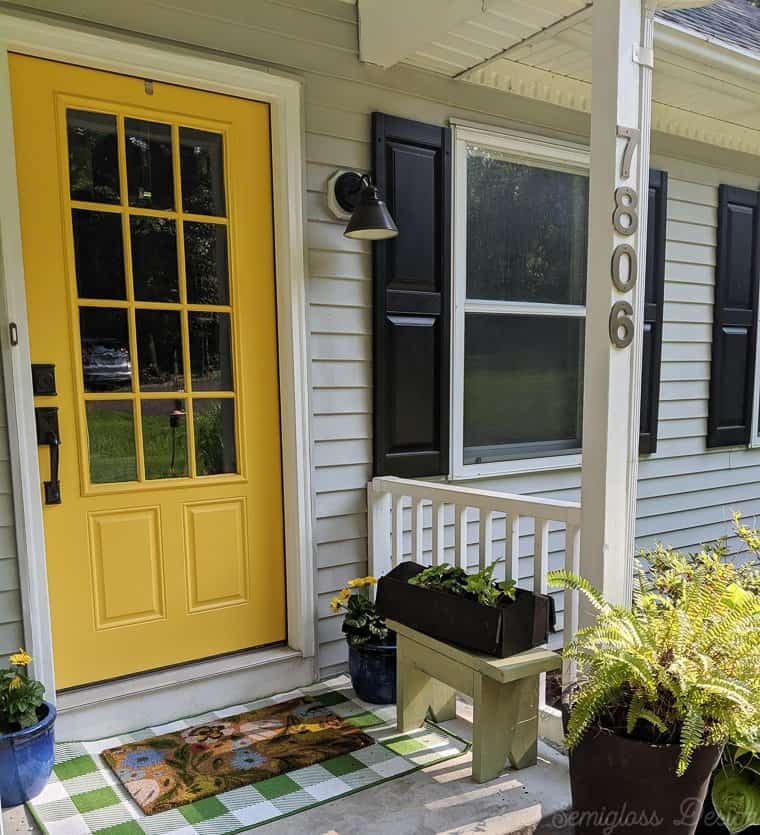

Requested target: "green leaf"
[{"left": 713, "top": 765, "right": 760, "bottom": 834}]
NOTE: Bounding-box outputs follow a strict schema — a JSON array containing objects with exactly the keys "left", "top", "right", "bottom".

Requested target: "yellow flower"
[
  {"left": 9, "top": 649, "right": 31, "bottom": 667},
  {"left": 347, "top": 576, "right": 377, "bottom": 588},
  {"left": 8, "top": 676, "right": 21, "bottom": 690},
  {"left": 339, "top": 587, "right": 351, "bottom": 601},
  {"left": 330, "top": 596, "right": 342, "bottom": 613}
]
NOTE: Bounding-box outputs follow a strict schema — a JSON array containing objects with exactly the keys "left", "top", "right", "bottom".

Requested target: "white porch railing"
[{"left": 367, "top": 475, "right": 582, "bottom": 741}]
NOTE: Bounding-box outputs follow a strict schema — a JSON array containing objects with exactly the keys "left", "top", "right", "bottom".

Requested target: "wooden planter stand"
[{"left": 388, "top": 619, "right": 560, "bottom": 783}]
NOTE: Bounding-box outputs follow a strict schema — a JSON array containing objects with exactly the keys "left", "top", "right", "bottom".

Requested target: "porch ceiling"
[{"left": 357, "top": 0, "right": 760, "bottom": 156}]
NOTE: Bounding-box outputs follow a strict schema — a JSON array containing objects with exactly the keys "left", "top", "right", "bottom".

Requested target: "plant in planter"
[
  {"left": 375, "top": 560, "right": 553, "bottom": 657},
  {"left": 331, "top": 576, "right": 395, "bottom": 705},
  {"left": 0, "top": 649, "right": 55, "bottom": 807},
  {"left": 408, "top": 562, "right": 517, "bottom": 605},
  {"left": 549, "top": 555, "right": 760, "bottom": 835},
  {"left": 647, "top": 516, "right": 760, "bottom": 834}
]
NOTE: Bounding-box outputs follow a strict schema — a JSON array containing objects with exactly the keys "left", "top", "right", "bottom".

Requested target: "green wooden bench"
[{"left": 387, "top": 619, "right": 561, "bottom": 783}]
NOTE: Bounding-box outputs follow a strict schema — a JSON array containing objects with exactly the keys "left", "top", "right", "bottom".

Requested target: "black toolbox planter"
[{"left": 375, "top": 561, "right": 554, "bottom": 657}]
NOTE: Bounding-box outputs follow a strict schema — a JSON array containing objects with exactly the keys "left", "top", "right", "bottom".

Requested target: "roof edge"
[{"left": 655, "top": 16, "right": 760, "bottom": 79}]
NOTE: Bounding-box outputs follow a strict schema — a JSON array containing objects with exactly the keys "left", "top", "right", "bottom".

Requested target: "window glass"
[
  {"left": 67, "top": 110, "right": 120, "bottom": 204},
  {"left": 193, "top": 398, "right": 237, "bottom": 475},
  {"left": 141, "top": 399, "right": 188, "bottom": 479},
  {"left": 461, "top": 141, "right": 589, "bottom": 468},
  {"left": 464, "top": 314, "right": 583, "bottom": 464},
  {"left": 86, "top": 401, "right": 138, "bottom": 483},
  {"left": 125, "top": 119, "right": 174, "bottom": 210},
  {"left": 466, "top": 147, "right": 588, "bottom": 305}
]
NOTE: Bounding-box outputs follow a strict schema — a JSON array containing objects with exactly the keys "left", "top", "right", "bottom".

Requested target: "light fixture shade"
[{"left": 344, "top": 181, "right": 399, "bottom": 240}]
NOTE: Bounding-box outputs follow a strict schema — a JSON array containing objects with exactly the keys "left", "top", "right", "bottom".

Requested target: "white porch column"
[{"left": 580, "top": 0, "right": 655, "bottom": 608}]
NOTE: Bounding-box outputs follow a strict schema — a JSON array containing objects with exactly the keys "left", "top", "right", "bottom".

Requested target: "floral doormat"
[
  {"left": 26, "top": 676, "right": 468, "bottom": 834},
  {"left": 102, "top": 696, "right": 376, "bottom": 815}
]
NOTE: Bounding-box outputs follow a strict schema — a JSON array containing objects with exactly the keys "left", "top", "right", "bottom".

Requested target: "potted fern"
[
  {"left": 651, "top": 516, "right": 760, "bottom": 835},
  {"left": 550, "top": 551, "right": 760, "bottom": 835}
]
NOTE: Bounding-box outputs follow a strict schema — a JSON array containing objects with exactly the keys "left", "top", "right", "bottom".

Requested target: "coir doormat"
[
  {"left": 26, "top": 676, "right": 469, "bottom": 834},
  {"left": 102, "top": 696, "right": 375, "bottom": 815}
]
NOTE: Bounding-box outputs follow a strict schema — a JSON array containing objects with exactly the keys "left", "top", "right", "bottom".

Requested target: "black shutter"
[
  {"left": 707, "top": 185, "right": 760, "bottom": 448},
  {"left": 639, "top": 169, "right": 668, "bottom": 455},
  {"left": 372, "top": 113, "right": 451, "bottom": 477}
]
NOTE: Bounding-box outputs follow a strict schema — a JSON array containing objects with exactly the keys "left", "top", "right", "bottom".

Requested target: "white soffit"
[
  {"left": 387, "top": 0, "right": 760, "bottom": 155},
  {"left": 399, "top": 0, "right": 591, "bottom": 76}
]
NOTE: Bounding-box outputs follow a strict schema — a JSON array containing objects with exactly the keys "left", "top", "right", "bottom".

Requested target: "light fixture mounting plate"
[{"left": 327, "top": 170, "right": 363, "bottom": 220}]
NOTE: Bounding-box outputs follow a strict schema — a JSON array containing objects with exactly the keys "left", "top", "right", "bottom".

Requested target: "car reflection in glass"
[{"left": 82, "top": 338, "right": 132, "bottom": 391}]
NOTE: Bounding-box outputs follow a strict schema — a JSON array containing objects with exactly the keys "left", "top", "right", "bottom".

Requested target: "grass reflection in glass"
[{"left": 85, "top": 400, "right": 191, "bottom": 483}]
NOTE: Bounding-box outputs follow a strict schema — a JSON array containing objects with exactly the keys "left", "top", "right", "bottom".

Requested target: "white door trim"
[{"left": 0, "top": 12, "right": 316, "bottom": 699}]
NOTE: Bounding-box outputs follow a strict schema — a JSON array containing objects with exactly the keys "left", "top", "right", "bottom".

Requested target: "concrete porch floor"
[{"left": 2, "top": 699, "right": 573, "bottom": 834}]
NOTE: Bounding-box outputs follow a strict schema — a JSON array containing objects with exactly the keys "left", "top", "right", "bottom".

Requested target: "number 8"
[{"left": 612, "top": 187, "right": 638, "bottom": 236}]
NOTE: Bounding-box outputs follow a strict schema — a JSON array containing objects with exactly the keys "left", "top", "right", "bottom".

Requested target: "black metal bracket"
[{"left": 31, "top": 364, "right": 57, "bottom": 396}]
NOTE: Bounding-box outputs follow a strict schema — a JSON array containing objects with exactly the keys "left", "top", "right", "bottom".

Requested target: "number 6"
[{"left": 609, "top": 301, "right": 634, "bottom": 348}]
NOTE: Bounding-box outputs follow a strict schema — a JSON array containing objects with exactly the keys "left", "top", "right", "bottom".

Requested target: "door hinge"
[{"left": 633, "top": 44, "right": 654, "bottom": 69}]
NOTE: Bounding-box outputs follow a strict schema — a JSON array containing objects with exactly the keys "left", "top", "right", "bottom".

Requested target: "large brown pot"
[{"left": 569, "top": 727, "right": 722, "bottom": 834}]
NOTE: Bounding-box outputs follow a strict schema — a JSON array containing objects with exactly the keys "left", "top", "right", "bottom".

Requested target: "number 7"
[{"left": 616, "top": 126, "right": 640, "bottom": 180}]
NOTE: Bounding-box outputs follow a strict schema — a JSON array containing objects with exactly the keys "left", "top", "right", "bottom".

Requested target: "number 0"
[{"left": 611, "top": 244, "right": 637, "bottom": 293}]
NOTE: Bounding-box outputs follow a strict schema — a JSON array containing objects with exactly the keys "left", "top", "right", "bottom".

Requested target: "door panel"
[{"left": 10, "top": 54, "right": 286, "bottom": 689}]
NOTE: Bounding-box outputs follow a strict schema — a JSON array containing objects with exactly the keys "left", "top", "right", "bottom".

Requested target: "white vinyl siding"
[
  {"left": 4, "top": 0, "right": 760, "bottom": 675},
  {"left": 0, "top": 372, "right": 23, "bottom": 656}
]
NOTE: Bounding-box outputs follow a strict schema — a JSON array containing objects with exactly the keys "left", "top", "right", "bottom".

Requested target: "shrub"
[{"left": 549, "top": 550, "right": 760, "bottom": 776}]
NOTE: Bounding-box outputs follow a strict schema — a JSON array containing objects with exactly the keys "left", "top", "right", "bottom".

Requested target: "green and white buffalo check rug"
[{"left": 27, "top": 676, "right": 468, "bottom": 834}]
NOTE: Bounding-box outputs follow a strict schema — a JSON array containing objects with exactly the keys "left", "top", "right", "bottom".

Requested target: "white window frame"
[
  {"left": 751, "top": 318, "right": 760, "bottom": 449},
  {"left": 450, "top": 122, "right": 590, "bottom": 479}
]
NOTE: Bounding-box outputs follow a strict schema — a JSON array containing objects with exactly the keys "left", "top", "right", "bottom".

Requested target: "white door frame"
[{"left": 0, "top": 12, "right": 316, "bottom": 698}]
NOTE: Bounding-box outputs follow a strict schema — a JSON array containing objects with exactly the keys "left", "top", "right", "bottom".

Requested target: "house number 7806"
[{"left": 609, "top": 126, "right": 640, "bottom": 349}]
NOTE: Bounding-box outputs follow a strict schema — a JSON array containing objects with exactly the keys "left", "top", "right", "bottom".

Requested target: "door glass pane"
[
  {"left": 125, "top": 119, "right": 174, "bottom": 210},
  {"left": 189, "top": 312, "right": 233, "bottom": 391},
  {"left": 67, "top": 110, "right": 120, "bottom": 204},
  {"left": 463, "top": 313, "right": 583, "bottom": 464},
  {"left": 136, "top": 310, "right": 184, "bottom": 391},
  {"left": 180, "top": 128, "right": 226, "bottom": 216},
  {"left": 466, "top": 148, "right": 588, "bottom": 305},
  {"left": 72, "top": 210, "right": 126, "bottom": 299},
  {"left": 86, "top": 401, "right": 137, "bottom": 483},
  {"left": 141, "top": 399, "right": 188, "bottom": 479},
  {"left": 184, "top": 222, "right": 229, "bottom": 304},
  {"left": 80, "top": 308, "right": 132, "bottom": 392},
  {"left": 130, "top": 217, "right": 179, "bottom": 302},
  {"left": 193, "top": 398, "right": 236, "bottom": 475}
]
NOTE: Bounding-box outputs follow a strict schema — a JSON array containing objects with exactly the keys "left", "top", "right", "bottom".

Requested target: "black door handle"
[
  {"left": 44, "top": 433, "right": 61, "bottom": 505},
  {"left": 35, "top": 407, "right": 61, "bottom": 505}
]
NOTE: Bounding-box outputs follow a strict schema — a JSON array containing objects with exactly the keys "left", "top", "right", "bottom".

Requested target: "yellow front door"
[{"left": 9, "top": 55, "right": 286, "bottom": 690}]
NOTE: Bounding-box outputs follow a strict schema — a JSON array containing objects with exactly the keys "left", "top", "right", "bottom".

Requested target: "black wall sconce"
[{"left": 327, "top": 170, "right": 399, "bottom": 240}]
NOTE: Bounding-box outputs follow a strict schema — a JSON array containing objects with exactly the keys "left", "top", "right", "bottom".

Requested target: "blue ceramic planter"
[
  {"left": 348, "top": 640, "right": 396, "bottom": 705},
  {"left": 0, "top": 701, "right": 55, "bottom": 807}
]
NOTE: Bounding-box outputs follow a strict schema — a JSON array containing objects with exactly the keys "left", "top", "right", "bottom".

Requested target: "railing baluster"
[
  {"left": 411, "top": 498, "right": 424, "bottom": 563},
  {"left": 479, "top": 510, "right": 493, "bottom": 570},
  {"left": 534, "top": 517, "right": 550, "bottom": 594},
  {"left": 455, "top": 505, "right": 468, "bottom": 569},
  {"left": 431, "top": 501, "right": 445, "bottom": 565},
  {"left": 367, "top": 483, "right": 392, "bottom": 597},
  {"left": 506, "top": 513, "right": 520, "bottom": 585},
  {"left": 391, "top": 495, "right": 404, "bottom": 567},
  {"left": 535, "top": 516, "right": 552, "bottom": 715},
  {"left": 563, "top": 523, "right": 582, "bottom": 686}
]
